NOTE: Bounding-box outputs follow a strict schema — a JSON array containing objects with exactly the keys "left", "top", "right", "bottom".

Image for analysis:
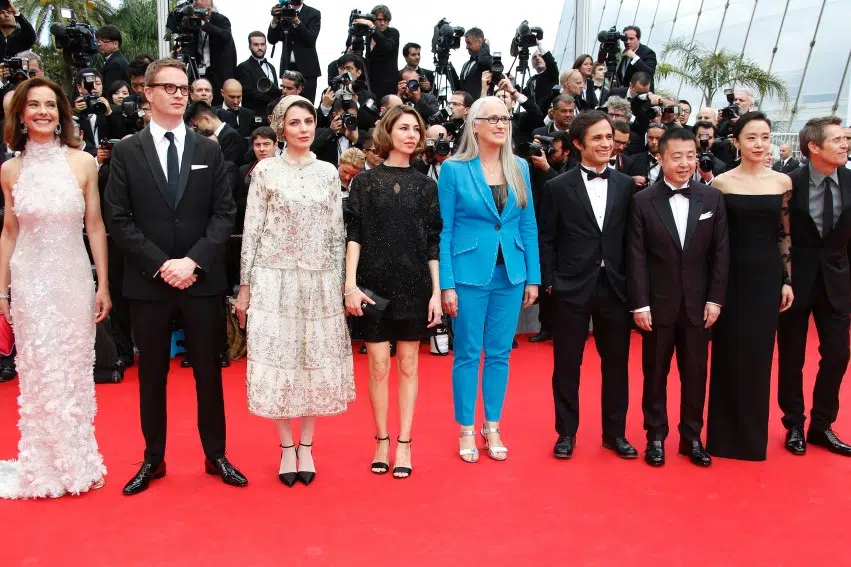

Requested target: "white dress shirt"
[
  {"left": 254, "top": 56, "right": 275, "bottom": 81},
  {"left": 149, "top": 119, "right": 186, "bottom": 180},
  {"left": 580, "top": 164, "right": 608, "bottom": 267}
]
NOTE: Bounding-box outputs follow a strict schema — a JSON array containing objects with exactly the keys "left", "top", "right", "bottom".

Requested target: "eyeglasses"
[
  {"left": 375, "top": 17, "right": 387, "bottom": 22},
  {"left": 150, "top": 83, "right": 190, "bottom": 96},
  {"left": 475, "top": 116, "right": 511, "bottom": 125},
  {"left": 364, "top": 147, "right": 376, "bottom": 153},
  {"left": 447, "top": 101, "right": 465, "bottom": 107}
]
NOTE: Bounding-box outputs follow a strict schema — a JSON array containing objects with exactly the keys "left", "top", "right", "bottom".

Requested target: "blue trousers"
[{"left": 452, "top": 265, "right": 524, "bottom": 426}]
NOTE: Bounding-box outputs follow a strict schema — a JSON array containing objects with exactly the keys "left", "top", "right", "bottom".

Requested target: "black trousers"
[
  {"left": 777, "top": 273, "right": 851, "bottom": 432},
  {"left": 130, "top": 294, "right": 227, "bottom": 464},
  {"left": 552, "top": 273, "right": 631, "bottom": 438},
  {"left": 641, "top": 303, "right": 710, "bottom": 442},
  {"left": 107, "top": 236, "right": 134, "bottom": 362},
  {"left": 537, "top": 287, "right": 554, "bottom": 334}
]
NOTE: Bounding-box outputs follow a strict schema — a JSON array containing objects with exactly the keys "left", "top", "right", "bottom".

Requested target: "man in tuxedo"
[
  {"left": 216, "top": 79, "right": 262, "bottom": 139},
  {"left": 96, "top": 25, "right": 128, "bottom": 90},
  {"left": 616, "top": 25, "right": 656, "bottom": 90},
  {"left": 190, "top": 78, "right": 215, "bottom": 105},
  {"left": 193, "top": 0, "right": 237, "bottom": 106},
  {"left": 532, "top": 95, "right": 576, "bottom": 138},
  {"left": 236, "top": 31, "right": 281, "bottom": 117},
  {"left": 401, "top": 42, "right": 434, "bottom": 93},
  {"left": 609, "top": 120, "right": 636, "bottom": 177},
  {"left": 778, "top": 116, "right": 851, "bottom": 457},
  {"left": 398, "top": 68, "right": 439, "bottom": 120},
  {"left": 105, "top": 59, "right": 246, "bottom": 495},
  {"left": 350, "top": 5, "right": 399, "bottom": 101},
  {"left": 678, "top": 100, "right": 692, "bottom": 126},
  {"left": 71, "top": 69, "right": 113, "bottom": 156},
  {"left": 629, "top": 123, "right": 665, "bottom": 190},
  {"left": 186, "top": 100, "right": 248, "bottom": 166},
  {"left": 584, "top": 63, "right": 609, "bottom": 110},
  {"left": 522, "top": 48, "right": 559, "bottom": 111},
  {"left": 0, "top": 2, "right": 34, "bottom": 60},
  {"left": 268, "top": 0, "right": 321, "bottom": 103},
  {"left": 539, "top": 111, "right": 638, "bottom": 460},
  {"left": 456, "top": 27, "right": 492, "bottom": 102},
  {"left": 773, "top": 143, "right": 800, "bottom": 174},
  {"left": 628, "top": 127, "right": 729, "bottom": 467},
  {"left": 692, "top": 121, "right": 726, "bottom": 183}
]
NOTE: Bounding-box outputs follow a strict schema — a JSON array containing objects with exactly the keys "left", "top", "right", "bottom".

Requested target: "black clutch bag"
[{"left": 360, "top": 287, "right": 389, "bottom": 320}]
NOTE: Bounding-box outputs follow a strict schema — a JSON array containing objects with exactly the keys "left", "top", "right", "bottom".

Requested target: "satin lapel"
[
  {"left": 650, "top": 181, "right": 682, "bottom": 251},
  {"left": 467, "top": 158, "right": 500, "bottom": 220},
  {"left": 139, "top": 126, "right": 171, "bottom": 208},
  {"left": 174, "top": 128, "right": 196, "bottom": 209},
  {"left": 682, "top": 182, "right": 703, "bottom": 250},
  {"left": 601, "top": 177, "right": 617, "bottom": 232},
  {"left": 570, "top": 168, "right": 600, "bottom": 233}
]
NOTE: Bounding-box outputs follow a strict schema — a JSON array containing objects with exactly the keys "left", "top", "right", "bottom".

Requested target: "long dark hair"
[{"left": 4, "top": 78, "right": 77, "bottom": 151}]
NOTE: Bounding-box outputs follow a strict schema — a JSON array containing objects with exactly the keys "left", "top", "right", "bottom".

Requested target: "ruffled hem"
[{"left": 0, "top": 459, "right": 106, "bottom": 499}]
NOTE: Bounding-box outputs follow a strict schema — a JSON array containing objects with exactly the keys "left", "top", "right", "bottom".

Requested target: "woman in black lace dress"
[
  {"left": 344, "top": 105, "right": 443, "bottom": 478},
  {"left": 707, "top": 112, "right": 794, "bottom": 461}
]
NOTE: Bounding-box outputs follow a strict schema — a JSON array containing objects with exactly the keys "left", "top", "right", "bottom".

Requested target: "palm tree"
[
  {"left": 108, "top": 0, "right": 158, "bottom": 60},
  {"left": 656, "top": 38, "right": 788, "bottom": 109},
  {"left": 18, "top": 0, "right": 114, "bottom": 38}
]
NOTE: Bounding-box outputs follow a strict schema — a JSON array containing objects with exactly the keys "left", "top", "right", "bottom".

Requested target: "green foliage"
[{"left": 18, "top": 0, "right": 114, "bottom": 38}]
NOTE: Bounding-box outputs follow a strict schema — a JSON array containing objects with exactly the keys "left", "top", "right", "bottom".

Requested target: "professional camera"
[
  {"left": 80, "top": 71, "right": 106, "bottom": 115},
  {"left": 596, "top": 26, "right": 627, "bottom": 86},
  {"left": 329, "top": 71, "right": 353, "bottom": 92},
  {"left": 349, "top": 9, "right": 375, "bottom": 36},
  {"left": 99, "top": 138, "right": 121, "bottom": 151},
  {"left": 171, "top": 1, "right": 208, "bottom": 31},
  {"left": 427, "top": 107, "right": 450, "bottom": 126},
  {"left": 406, "top": 79, "right": 420, "bottom": 92},
  {"left": 514, "top": 21, "right": 543, "bottom": 49},
  {"left": 719, "top": 88, "right": 740, "bottom": 122},
  {"left": 3, "top": 57, "right": 33, "bottom": 85},
  {"left": 527, "top": 135, "right": 556, "bottom": 158},
  {"left": 120, "top": 100, "right": 145, "bottom": 133},
  {"left": 597, "top": 27, "right": 627, "bottom": 46},
  {"left": 490, "top": 53, "right": 504, "bottom": 86},
  {"left": 443, "top": 117, "right": 463, "bottom": 138},
  {"left": 339, "top": 91, "right": 359, "bottom": 131},
  {"left": 698, "top": 133, "right": 715, "bottom": 173},
  {"left": 271, "top": 0, "right": 298, "bottom": 19},
  {"left": 257, "top": 76, "right": 273, "bottom": 93},
  {"left": 426, "top": 133, "right": 453, "bottom": 156},
  {"left": 432, "top": 18, "right": 464, "bottom": 53},
  {"left": 50, "top": 9, "right": 98, "bottom": 69}
]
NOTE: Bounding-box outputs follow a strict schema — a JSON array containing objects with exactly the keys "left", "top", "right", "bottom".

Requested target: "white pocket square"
[
  {"left": 699, "top": 211, "right": 713, "bottom": 220},
  {"left": 190, "top": 164, "right": 208, "bottom": 171}
]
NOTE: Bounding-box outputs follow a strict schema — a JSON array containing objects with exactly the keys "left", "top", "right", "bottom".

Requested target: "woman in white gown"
[
  {"left": 236, "top": 95, "right": 354, "bottom": 487},
  {"left": 0, "top": 78, "right": 111, "bottom": 498}
]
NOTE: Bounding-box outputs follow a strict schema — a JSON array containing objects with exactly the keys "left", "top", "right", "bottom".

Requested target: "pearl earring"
[
  {"left": 55, "top": 124, "right": 62, "bottom": 135},
  {"left": 20, "top": 124, "right": 27, "bottom": 134}
]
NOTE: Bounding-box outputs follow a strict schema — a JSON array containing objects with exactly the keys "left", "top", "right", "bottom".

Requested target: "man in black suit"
[
  {"left": 532, "top": 94, "right": 576, "bottom": 139},
  {"left": 772, "top": 143, "right": 801, "bottom": 174},
  {"left": 628, "top": 123, "right": 666, "bottom": 190},
  {"left": 616, "top": 25, "right": 656, "bottom": 90},
  {"left": 692, "top": 121, "right": 726, "bottom": 183},
  {"left": 105, "top": 59, "right": 246, "bottom": 495},
  {"left": 400, "top": 42, "right": 434, "bottom": 93},
  {"left": 0, "top": 2, "right": 34, "bottom": 60},
  {"left": 456, "top": 27, "right": 492, "bottom": 102},
  {"left": 268, "top": 0, "right": 321, "bottom": 103},
  {"left": 610, "top": 120, "right": 636, "bottom": 177},
  {"left": 585, "top": 63, "right": 609, "bottom": 110},
  {"left": 778, "top": 116, "right": 851, "bottom": 457},
  {"left": 539, "top": 111, "right": 638, "bottom": 460},
  {"left": 71, "top": 69, "right": 114, "bottom": 156},
  {"left": 235, "top": 31, "right": 281, "bottom": 117},
  {"left": 351, "top": 5, "right": 399, "bottom": 101},
  {"left": 96, "top": 25, "right": 129, "bottom": 91},
  {"left": 193, "top": 0, "right": 237, "bottom": 106},
  {"left": 398, "top": 68, "right": 439, "bottom": 120},
  {"left": 628, "top": 128, "right": 729, "bottom": 468},
  {"left": 216, "top": 79, "right": 262, "bottom": 139},
  {"left": 186, "top": 100, "right": 248, "bottom": 166}
]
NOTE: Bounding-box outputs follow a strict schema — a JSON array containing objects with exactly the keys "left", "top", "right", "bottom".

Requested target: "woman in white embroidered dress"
[
  {"left": 0, "top": 78, "right": 111, "bottom": 498},
  {"left": 236, "top": 95, "right": 354, "bottom": 487}
]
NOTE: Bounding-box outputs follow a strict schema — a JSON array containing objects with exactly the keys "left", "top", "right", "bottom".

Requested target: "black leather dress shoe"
[
  {"left": 180, "top": 357, "right": 192, "bottom": 368},
  {"left": 359, "top": 343, "right": 367, "bottom": 354},
  {"left": 512, "top": 339, "right": 519, "bottom": 349},
  {"left": 553, "top": 435, "right": 575, "bottom": 459},
  {"left": 644, "top": 441, "right": 665, "bottom": 466},
  {"left": 0, "top": 365, "right": 16, "bottom": 382},
  {"left": 205, "top": 456, "right": 248, "bottom": 487},
  {"left": 219, "top": 353, "right": 231, "bottom": 368},
  {"left": 528, "top": 331, "right": 553, "bottom": 343},
  {"left": 678, "top": 439, "right": 712, "bottom": 467},
  {"left": 122, "top": 461, "right": 166, "bottom": 496},
  {"left": 785, "top": 426, "right": 806, "bottom": 455},
  {"left": 807, "top": 428, "right": 851, "bottom": 456},
  {"left": 603, "top": 436, "right": 638, "bottom": 459}
]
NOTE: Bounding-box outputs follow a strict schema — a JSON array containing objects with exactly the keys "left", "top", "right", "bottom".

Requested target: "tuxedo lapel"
[
  {"left": 650, "top": 182, "right": 682, "bottom": 251},
  {"left": 682, "top": 182, "right": 703, "bottom": 250},
  {"left": 175, "top": 128, "right": 196, "bottom": 209},
  {"left": 601, "top": 177, "right": 617, "bottom": 232},
  {"left": 139, "top": 126, "right": 171, "bottom": 208},
  {"left": 467, "top": 158, "right": 500, "bottom": 220},
  {"left": 568, "top": 168, "right": 600, "bottom": 233}
]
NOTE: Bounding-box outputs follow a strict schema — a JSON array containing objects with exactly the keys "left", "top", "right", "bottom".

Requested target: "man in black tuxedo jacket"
[
  {"left": 778, "top": 116, "right": 851, "bottom": 457},
  {"left": 186, "top": 1, "right": 236, "bottom": 106},
  {"left": 235, "top": 31, "right": 281, "bottom": 117},
  {"left": 186, "top": 100, "right": 248, "bottom": 166},
  {"left": 539, "top": 112, "right": 638, "bottom": 460},
  {"left": 400, "top": 42, "right": 435, "bottom": 93},
  {"left": 351, "top": 5, "right": 399, "bottom": 101},
  {"left": 616, "top": 25, "right": 656, "bottom": 90},
  {"left": 585, "top": 63, "right": 609, "bottom": 110},
  {"left": 96, "top": 25, "right": 129, "bottom": 91},
  {"left": 216, "top": 79, "right": 262, "bottom": 139},
  {"left": 268, "top": 0, "right": 321, "bottom": 103},
  {"left": 628, "top": 128, "right": 729, "bottom": 468},
  {"left": 105, "top": 59, "right": 246, "bottom": 495},
  {"left": 0, "top": 4, "right": 34, "bottom": 60},
  {"left": 610, "top": 120, "right": 637, "bottom": 178},
  {"left": 772, "top": 143, "right": 801, "bottom": 174},
  {"left": 71, "top": 69, "right": 114, "bottom": 156},
  {"left": 522, "top": 49, "right": 559, "bottom": 110},
  {"left": 455, "top": 27, "right": 492, "bottom": 102},
  {"left": 628, "top": 123, "right": 666, "bottom": 190}
]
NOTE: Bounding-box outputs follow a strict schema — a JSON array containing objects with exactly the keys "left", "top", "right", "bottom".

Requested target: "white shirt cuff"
[
  {"left": 707, "top": 302, "right": 721, "bottom": 307},
  {"left": 513, "top": 92, "right": 527, "bottom": 104},
  {"left": 630, "top": 54, "right": 640, "bottom": 64},
  {"left": 632, "top": 306, "right": 650, "bottom": 313}
]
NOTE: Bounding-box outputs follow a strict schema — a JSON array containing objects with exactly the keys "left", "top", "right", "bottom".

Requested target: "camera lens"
[{"left": 407, "top": 79, "right": 419, "bottom": 91}]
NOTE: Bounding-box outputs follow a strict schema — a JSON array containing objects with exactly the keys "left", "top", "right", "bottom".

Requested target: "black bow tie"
[
  {"left": 581, "top": 166, "right": 610, "bottom": 181},
  {"left": 664, "top": 185, "right": 693, "bottom": 199},
  {"left": 257, "top": 58, "right": 267, "bottom": 64}
]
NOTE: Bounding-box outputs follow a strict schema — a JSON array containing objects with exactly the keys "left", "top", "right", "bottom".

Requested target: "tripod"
[
  {"left": 506, "top": 47, "right": 532, "bottom": 112},
  {"left": 432, "top": 50, "right": 458, "bottom": 108},
  {"left": 597, "top": 43, "right": 621, "bottom": 91}
]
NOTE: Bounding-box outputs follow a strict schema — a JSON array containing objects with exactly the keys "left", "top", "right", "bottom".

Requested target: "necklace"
[{"left": 481, "top": 159, "right": 500, "bottom": 175}]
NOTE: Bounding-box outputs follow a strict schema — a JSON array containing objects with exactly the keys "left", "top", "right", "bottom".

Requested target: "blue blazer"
[{"left": 438, "top": 157, "right": 541, "bottom": 288}]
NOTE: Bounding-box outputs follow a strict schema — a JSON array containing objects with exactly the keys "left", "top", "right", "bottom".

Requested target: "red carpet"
[{"left": 2, "top": 324, "right": 851, "bottom": 566}]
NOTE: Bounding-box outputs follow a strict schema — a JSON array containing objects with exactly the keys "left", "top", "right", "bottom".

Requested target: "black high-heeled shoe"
[
  {"left": 371, "top": 435, "right": 390, "bottom": 475},
  {"left": 393, "top": 437, "right": 412, "bottom": 479},
  {"left": 297, "top": 442, "right": 316, "bottom": 486},
  {"left": 278, "top": 444, "right": 297, "bottom": 487}
]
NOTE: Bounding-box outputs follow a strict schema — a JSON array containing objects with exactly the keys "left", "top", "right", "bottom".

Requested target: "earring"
[
  {"left": 19, "top": 124, "right": 27, "bottom": 134},
  {"left": 54, "top": 124, "right": 62, "bottom": 135}
]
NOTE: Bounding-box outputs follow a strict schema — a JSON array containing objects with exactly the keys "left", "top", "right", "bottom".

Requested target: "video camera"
[
  {"left": 339, "top": 91, "right": 358, "bottom": 132},
  {"left": 698, "top": 133, "right": 715, "bottom": 173},
  {"left": 527, "top": 135, "right": 557, "bottom": 159},
  {"left": 425, "top": 133, "right": 453, "bottom": 163},
  {"left": 80, "top": 71, "right": 107, "bottom": 115},
  {"left": 431, "top": 18, "right": 464, "bottom": 71},
  {"left": 719, "top": 88, "right": 740, "bottom": 122},
  {"left": 596, "top": 26, "right": 627, "bottom": 87},
  {"left": 347, "top": 9, "right": 374, "bottom": 58},
  {"left": 50, "top": 8, "right": 99, "bottom": 70},
  {"left": 170, "top": 1, "right": 209, "bottom": 31},
  {"left": 329, "top": 71, "right": 353, "bottom": 92},
  {"left": 3, "top": 58, "right": 34, "bottom": 86},
  {"left": 490, "top": 53, "right": 504, "bottom": 86},
  {"left": 271, "top": 0, "right": 298, "bottom": 19},
  {"left": 514, "top": 21, "right": 543, "bottom": 50}
]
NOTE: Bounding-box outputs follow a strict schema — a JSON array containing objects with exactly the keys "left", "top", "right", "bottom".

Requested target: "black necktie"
[
  {"left": 823, "top": 177, "right": 834, "bottom": 237},
  {"left": 581, "top": 166, "right": 610, "bottom": 180},
  {"left": 664, "top": 185, "right": 693, "bottom": 199},
  {"left": 164, "top": 131, "right": 179, "bottom": 207}
]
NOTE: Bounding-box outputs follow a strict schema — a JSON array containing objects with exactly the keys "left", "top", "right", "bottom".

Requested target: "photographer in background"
[
  {"left": 193, "top": 0, "right": 237, "bottom": 105},
  {"left": 216, "top": 78, "right": 261, "bottom": 139},
  {"left": 398, "top": 67, "right": 439, "bottom": 119},
  {"left": 11, "top": 49, "right": 41, "bottom": 78},
  {"left": 691, "top": 120, "right": 725, "bottom": 183},
  {"left": 491, "top": 74, "right": 543, "bottom": 147},
  {"left": 319, "top": 54, "right": 377, "bottom": 128},
  {"left": 268, "top": 0, "right": 321, "bottom": 103},
  {"left": 128, "top": 59, "right": 148, "bottom": 97},
  {"left": 313, "top": 96, "right": 364, "bottom": 166},
  {"left": 400, "top": 42, "right": 434, "bottom": 93},
  {"left": 0, "top": 1, "right": 34, "bottom": 61},
  {"left": 533, "top": 94, "right": 576, "bottom": 137},
  {"left": 609, "top": 120, "right": 635, "bottom": 176},
  {"left": 412, "top": 123, "right": 451, "bottom": 180},
  {"left": 629, "top": 122, "right": 665, "bottom": 189},
  {"left": 353, "top": 5, "right": 399, "bottom": 100},
  {"left": 236, "top": 31, "right": 281, "bottom": 116},
  {"left": 457, "top": 27, "right": 492, "bottom": 101},
  {"left": 677, "top": 99, "right": 691, "bottom": 126},
  {"left": 97, "top": 25, "right": 128, "bottom": 89},
  {"left": 186, "top": 99, "right": 248, "bottom": 165},
  {"left": 190, "top": 77, "right": 215, "bottom": 105},
  {"left": 281, "top": 69, "right": 305, "bottom": 96},
  {"left": 615, "top": 25, "right": 656, "bottom": 90},
  {"left": 521, "top": 46, "right": 559, "bottom": 110},
  {"left": 361, "top": 129, "right": 383, "bottom": 169},
  {"left": 72, "top": 69, "right": 113, "bottom": 155}
]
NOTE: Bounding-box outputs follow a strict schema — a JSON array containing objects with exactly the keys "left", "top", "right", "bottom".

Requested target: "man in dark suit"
[
  {"left": 194, "top": 1, "right": 237, "bottom": 106},
  {"left": 0, "top": 3, "right": 34, "bottom": 60},
  {"left": 456, "top": 27, "right": 492, "bottom": 102},
  {"left": 610, "top": 120, "right": 636, "bottom": 177},
  {"left": 235, "top": 31, "right": 281, "bottom": 117},
  {"left": 616, "top": 25, "right": 656, "bottom": 90},
  {"left": 585, "top": 63, "right": 609, "bottom": 109},
  {"left": 105, "top": 58, "right": 246, "bottom": 495},
  {"left": 778, "top": 116, "right": 851, "bottom": 457},
  {"left": 96, "top": 25, "right": 129, "bottom": 90},
  {"left": 216, "top": 79, "right": 262, "bottom": 139},
  {"left": 400, "top": 42, "right": 434, "bottom": 93},
  {"left": 522, "top": 48, "right": 559, "bottom": 111},
  {"left": 71, "top": 69, "right": 113, "bottom": 156},
  {"left": 692, "top": 120, "right": 726, "bottom": 184},
  {"left": 186, "top": 100, "right": 248, "bottom": 166},
  {"left": 773, "top": 143, "right": 801, "bottom": 174},
  {"left": 628, "top": 123, "right": 666, "bottom": 190},
  {"left": 351, "top": 5, "right": 399, "bottom": 101},
  {"left": 268, "top": 0, "right": 321, "bottom": 103},
  {"left": 532, "top": 94, "right": 576, "bottom": 139},
  {"left": 628, "top": 127, "right": 729, "bottom": 468},
  {"left": 539, "top": 111, "right": 638, "bottom": 460}
]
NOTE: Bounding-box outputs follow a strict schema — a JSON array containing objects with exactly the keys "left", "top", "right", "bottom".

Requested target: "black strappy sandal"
[
  {"left": 393, "top": 437, "right": 412, "bottom": 479},
  {"left": 296, "top": 442, "right": 316, "bottom": 486},
  {"left": 278, "top": 444, "right": 297, "bottom": 487},
  {"left": 371, "top": 435, "right": 390, "bottom": 475}
]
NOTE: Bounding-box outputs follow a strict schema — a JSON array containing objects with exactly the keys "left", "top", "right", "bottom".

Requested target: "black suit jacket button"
[
  {"left": 495, "top": 224, "right": 501, "bottom": 230},
  {"left": 174, "top": 219, "right": 180, "bottom": 224}
]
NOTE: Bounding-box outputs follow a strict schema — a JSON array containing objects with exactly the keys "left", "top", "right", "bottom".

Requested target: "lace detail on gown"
[
  {"left": 0, "top": 139, "right": 106, "bottom": 499},
  {"left": 778, "top": 189, "right": 792, "bottom": 285}
]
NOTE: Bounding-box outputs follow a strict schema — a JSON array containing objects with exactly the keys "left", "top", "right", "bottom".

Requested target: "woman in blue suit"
[{"left": 439, "top": 96, "right": 540, "bottom": 463}]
